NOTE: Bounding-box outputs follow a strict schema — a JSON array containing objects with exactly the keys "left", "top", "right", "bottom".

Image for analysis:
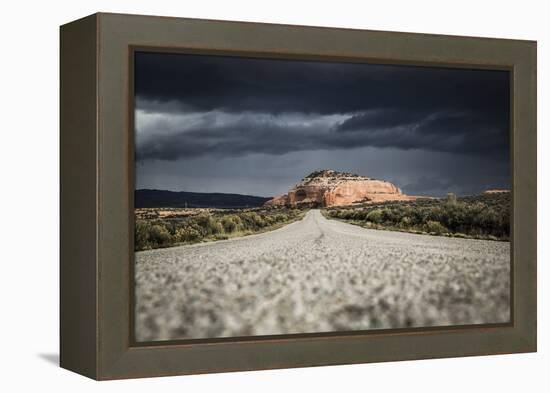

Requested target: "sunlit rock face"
[
  {"left": 263, "top": 194, "right": 288, "bottom": 207},
  {"left": 483, "top": 189, "right": 510, "bottom": 194},
  {"left": 265, "top": 169, "right": 416, "bottom": 208}
]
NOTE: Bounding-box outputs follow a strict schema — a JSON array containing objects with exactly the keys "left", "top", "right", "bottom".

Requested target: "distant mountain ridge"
[{"left": 135, "top": 189, "right": 271, "bottom": 208}]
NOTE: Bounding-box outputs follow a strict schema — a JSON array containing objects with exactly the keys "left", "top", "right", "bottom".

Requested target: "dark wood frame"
[{"left": 60, "top": 12, "right": 537, "bottom": 380}]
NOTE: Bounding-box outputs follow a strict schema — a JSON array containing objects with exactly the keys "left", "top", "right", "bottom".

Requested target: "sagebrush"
[
  {"left": 135, "top": 207, "right": 304, "bottom": 250},
  {"left": 324, "top": 193, "right": 510, "bottom": 240}
]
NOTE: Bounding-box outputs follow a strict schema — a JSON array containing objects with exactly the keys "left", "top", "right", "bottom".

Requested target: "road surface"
[{"left": 135, "top": 210, "right": 510, "bottom": 341}]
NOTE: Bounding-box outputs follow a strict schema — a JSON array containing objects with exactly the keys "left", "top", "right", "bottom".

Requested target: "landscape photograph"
[{"left": 133, "top": 51, "right": 511, "bottom": 342}]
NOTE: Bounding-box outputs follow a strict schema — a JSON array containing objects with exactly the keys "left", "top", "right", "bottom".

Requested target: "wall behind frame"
[{"left": 0, "top": 0, "right": 545, "bottom": 391}]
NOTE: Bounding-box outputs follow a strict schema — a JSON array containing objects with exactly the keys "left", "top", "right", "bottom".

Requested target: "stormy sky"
[{"left": 134, "top": 51, "right": 510, "bottom": 197}]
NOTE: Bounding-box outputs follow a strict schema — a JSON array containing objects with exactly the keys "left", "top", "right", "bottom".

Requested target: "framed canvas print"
[{"left": 60, "top": 13, "right": 537, "bottom": 380}]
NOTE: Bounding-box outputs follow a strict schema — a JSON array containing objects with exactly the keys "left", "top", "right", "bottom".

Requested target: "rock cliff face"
[
  {"left": 483, "top": 189, "right": 510, "bottom": 194},
  {"left": 265, "top": 169, "right": 416, "bottom": 208}
]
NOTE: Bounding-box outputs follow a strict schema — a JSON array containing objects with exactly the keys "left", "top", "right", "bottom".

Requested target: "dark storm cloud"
[
  {"left": 135, "top": 51, "right": 509, "bottom": 161},
  {"left": 338, "top": 109, "right": 425, "bottom": 130},
  {"left": 134, "top": 51, "right": 510, "bottom": 196},
  {"left": 136, "top": 109, "right": 508, "bottom": 162},
  {"left": 135, "top": 52, "right": 509, "bottom": 117},
  {"left": 336, "top": 110, "right": 508, "bottom": 157}
]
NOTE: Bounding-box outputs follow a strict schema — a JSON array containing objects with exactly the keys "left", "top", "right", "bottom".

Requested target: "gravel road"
[{"left": 135, "top": 209, "right": 510, "bottom": 341}]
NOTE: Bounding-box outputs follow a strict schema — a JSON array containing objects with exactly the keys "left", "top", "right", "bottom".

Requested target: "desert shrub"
[
  {"left": 211, "top": 220, "right": 224, "bottom": 234},
  {"left": 274, "top": 213, "right": 288, "bottom": 222},
  {"left": 341, "top": 210, "right": 352, "bottom": 220},
  {"left": 425, "top": 220, "right": 447, "bottom": 235},
  {"left": 366, "top": 209, "right": 383, "bottom": 224},
  {"left": 351, "top": 209, "right": 365, "bottom": 220},
  {"left": 148, "top": 224, "right": 172, "bottom": 247},
  {"left": 175, "top": 226, "right": 201, "bottom": 242},
  {"left": 380, "top": 208, "right": 397, "bottom": 223},
  {"left": 475, "top": 208, "right": 499, "bottom": 231},
  {"left": 195, "top": 213, "right": 224, "bottom": 235},
  {"left": 333, "top": 209, "right": 351, "bottom": 220},
  {"left": 252, "top": 213, "right": 266, "bottom": 228},
  {"left": 135, "top": 220, "right": 152, "bottom": 250},
  {"left": 135, "top": 206, "right": 305, "bottom": 250},
  {"left": 446, "top": 192, "right": 457, "bottom": 206},
  {"left": 327, "top": 192, "right": 510, "bottom": 240},
  {"left": 400, "top": 216, "right": 411, "bottom": 228},
  {"left": 263, "top": 215, "right": 274, "bottom": 226},
  {"left": 221, "top": 215, "right": 238, "bottom": 233}
]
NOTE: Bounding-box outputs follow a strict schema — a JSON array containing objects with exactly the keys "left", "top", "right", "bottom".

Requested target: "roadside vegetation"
[
  {"left": 135, "top": 207, "right": 305, "bottom": 251},
  {"left": 323, "top": 192, "right": 510, "bottom": 241}
]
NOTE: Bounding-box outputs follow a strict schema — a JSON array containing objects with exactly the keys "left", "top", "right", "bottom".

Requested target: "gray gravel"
[{"left": 135, "top": 209, "right": 510, "bottom": 341}]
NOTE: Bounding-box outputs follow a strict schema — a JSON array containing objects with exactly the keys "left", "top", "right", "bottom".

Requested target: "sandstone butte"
[
  {"left": 483, "top": 189, "right": 511, "bottom": 194},
  {"left": 264, "top": 169, "right": 418, "bottom": 208}
]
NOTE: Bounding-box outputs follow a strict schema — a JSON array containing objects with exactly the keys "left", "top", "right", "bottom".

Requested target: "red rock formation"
[
  {"left": 483, "top": 189, "right": 510, "bottom": 194},
  {"left": 264, "top": 194, "right": 288, "bottom": 206},
  {"left": 265, "top": 170, "right": 416, "bottom": 208}
]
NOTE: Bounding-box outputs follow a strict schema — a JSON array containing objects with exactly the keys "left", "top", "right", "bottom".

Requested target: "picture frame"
[{"left": 60, "top": 12, "right": 536, "bottom": 380}]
